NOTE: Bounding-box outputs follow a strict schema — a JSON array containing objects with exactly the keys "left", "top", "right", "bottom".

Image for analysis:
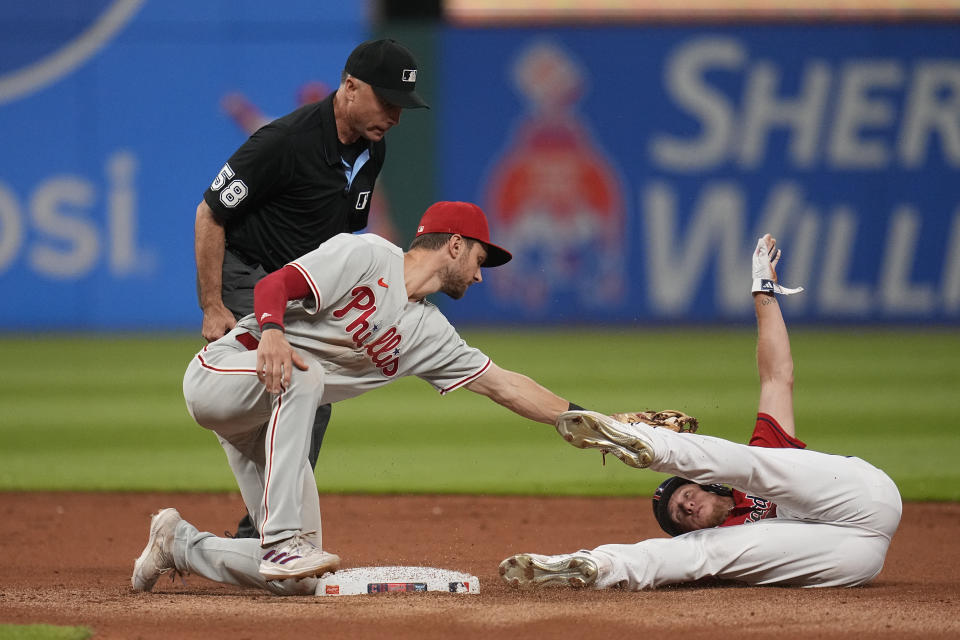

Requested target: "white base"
[{"left": 315, "top": 566, "right": 480, "bottom": 596}]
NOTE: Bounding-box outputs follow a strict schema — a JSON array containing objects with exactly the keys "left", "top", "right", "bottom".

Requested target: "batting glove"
[{"left": 751, "top": 235, "right": 803, "bottom": 295}]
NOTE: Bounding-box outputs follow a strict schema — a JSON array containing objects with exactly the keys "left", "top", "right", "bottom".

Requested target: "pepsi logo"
[{"left": 0, "top": 0, "right": 144, "bottom": 106}]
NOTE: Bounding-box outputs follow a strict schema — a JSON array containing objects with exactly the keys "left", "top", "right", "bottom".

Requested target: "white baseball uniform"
[
  {"left": 575, "top": 417, "right": 902, "bottom": 589},
  {"left": 179, "top": 233, "right": 490, "bottom": 593}
]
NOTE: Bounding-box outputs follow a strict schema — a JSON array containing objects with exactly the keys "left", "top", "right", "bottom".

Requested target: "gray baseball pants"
[
  {"left": 170, "top": 519, "right": 318, "bottom": 596},
  {"left": 182, "top": 329, "right": 326, "bottom": 555}
]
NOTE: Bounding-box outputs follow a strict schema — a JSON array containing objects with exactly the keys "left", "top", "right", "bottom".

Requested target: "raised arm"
[
  {"left": 752, "top": 234, "right": 800, "bottom": 437},
  {"left": 464, "top": 363, "right": 570, "bottom": 425},
  {"left": 195, "top": 199, "right": 237, "bottom": 341}
]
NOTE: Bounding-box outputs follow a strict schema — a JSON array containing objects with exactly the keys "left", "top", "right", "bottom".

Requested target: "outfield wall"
[
  {"left": 0, "top": 4, "right": 957, "bottom": 328},
  {"left": 437, "top": 25, "right": 960, "bottom": 325}
]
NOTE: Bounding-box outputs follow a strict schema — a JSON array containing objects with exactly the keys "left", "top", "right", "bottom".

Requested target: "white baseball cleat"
[
  {"left": 555, "top": 410, "right": 656, "bottom": 468},
  {"left": 499, "top": 553, "right": 598, "bottom": 589},
  {"left": 132, "top": 507, "right": 183, "bottom": 592},
  {"left": 258, "top": 534, "right": 341, "bottom": 581}
]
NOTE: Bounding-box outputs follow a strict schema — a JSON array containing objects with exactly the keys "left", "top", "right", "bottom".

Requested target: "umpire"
[{"left": 194, "top": 38, "right": 429, "bottom": 538}]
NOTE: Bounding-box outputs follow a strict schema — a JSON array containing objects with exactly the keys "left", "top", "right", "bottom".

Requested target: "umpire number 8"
[
  {"left": 211, "top": 163, "right": 248, "bottom": 208},
  {"left": 219, "top": 180, "right": 248, "bottom": 208}
]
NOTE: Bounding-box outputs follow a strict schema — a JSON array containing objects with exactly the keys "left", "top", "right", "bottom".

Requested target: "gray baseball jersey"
[{"left": 235, "top": 232, "right": 491, "bottom": 403}]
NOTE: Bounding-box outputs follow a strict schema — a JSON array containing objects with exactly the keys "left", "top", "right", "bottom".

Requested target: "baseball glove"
[{"left": 609, "top": 410, "right": 699, "bottom": 433}]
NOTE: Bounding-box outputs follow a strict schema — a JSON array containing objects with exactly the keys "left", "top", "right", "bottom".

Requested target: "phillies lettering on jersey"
[{"left": 332, "top": 285, "right": 401, "bottom": 376}]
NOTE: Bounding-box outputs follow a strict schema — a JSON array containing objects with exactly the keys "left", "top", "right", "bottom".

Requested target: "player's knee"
[
  {"left": 283, "top": 358, "right": 325, "bottom": 400},
  {"left": 183, "top": 373, "right": 266, "bottom": 434},
  {"left": 182, "top": 366, "right": 210, "bottom": 425},
  {"left": 822, "top": 540, "right": 890, "bottom": 587}
]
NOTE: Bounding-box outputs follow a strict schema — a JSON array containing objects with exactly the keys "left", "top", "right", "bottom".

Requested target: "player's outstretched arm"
[
  {"left": 753, "top": 234, "right": 797, "bottom": 438},
  {"left": 195, "top": 199, "right": 237, "bottom": 342},
  {"left": 464, "top": 363, "right": 570, "bottom": 425}
]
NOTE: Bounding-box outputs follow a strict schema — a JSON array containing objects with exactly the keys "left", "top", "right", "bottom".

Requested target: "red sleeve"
[
  {"left": 253, "top": 265, "right": 311, "bottom": 330},
  {"left": 749, "top": 413, "right": 806, "bottom": 449}
]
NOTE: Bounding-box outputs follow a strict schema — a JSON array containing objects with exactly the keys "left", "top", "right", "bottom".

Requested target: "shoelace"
[
  {"left": 264, "top": 533, "right": 321, "bottom": 563},
  {"left": 163, "top": 566, "right": 187, "bottom": 587},
  {"left": 289, "top": 534, "right": 324, "bottom": 555},
  {"left": 155, "top": 532, "right": 186, "bottom": 586}
]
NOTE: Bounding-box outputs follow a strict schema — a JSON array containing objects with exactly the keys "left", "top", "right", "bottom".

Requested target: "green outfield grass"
[
  {"left": 0, "top": 625, "right": 92, "bottom": 640},
  {"left": 0, "top": 328, "right": 957, "bottom": 500}
]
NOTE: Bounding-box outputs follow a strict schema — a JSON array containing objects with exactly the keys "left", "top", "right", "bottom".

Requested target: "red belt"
[{"left": 236, "top": 331, "right": 259, "bottom": 351}]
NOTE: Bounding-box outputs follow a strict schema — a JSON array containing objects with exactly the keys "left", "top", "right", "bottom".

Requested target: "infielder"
[
  {"left": 133, "top": 201, "right": 581, "bottom": 595},
  {"left": 500, "top": 234, "right": 902, "bottom": 590},
  {"left": 195, "top": 38, "right": 429, "bottom": 539}
]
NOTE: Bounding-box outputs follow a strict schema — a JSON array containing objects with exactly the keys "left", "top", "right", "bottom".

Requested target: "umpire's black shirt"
[{"left": 203, "top": 93, "right": 385, "bottom": 273}]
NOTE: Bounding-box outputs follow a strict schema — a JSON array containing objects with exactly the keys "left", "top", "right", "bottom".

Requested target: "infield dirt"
[{"left": 1, "top": 493, "right": 958, "bottom": 639}]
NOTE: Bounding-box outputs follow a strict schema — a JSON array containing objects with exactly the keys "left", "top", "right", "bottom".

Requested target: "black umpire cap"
[{"left": 345, "top": 39, "right": 429, "bottom": 110}]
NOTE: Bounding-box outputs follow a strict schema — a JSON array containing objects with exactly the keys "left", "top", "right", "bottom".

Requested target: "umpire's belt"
[{"left": 226, "top": 245, "right": 262, "bottom": 268}]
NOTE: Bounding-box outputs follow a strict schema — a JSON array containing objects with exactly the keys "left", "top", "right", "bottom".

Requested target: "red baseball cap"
[{"left": 415, "top": 201, "right": 512, "bottom": 267}]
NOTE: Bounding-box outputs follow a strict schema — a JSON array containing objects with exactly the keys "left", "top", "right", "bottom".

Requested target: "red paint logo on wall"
[
  {"left": 484, "top": 41, "right": 626, "bottom": 312},
  {"left": 332, "top": 285, "right": 401, "bottom": 376}
]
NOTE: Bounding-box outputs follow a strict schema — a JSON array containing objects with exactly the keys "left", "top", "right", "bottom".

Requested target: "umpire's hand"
[
  {"left": 256, "top": 328, "right": 309, "bottom": 394},
  {"left": 202, "top": 303, "right": 238, "bottom": 342}
]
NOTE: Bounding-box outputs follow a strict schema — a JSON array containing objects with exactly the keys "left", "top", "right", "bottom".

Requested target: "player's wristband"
[
  {"left": 751, "top": 278, "right": 804, "bottom": 296},
  {"left": 568, "top": 402, "right": 586, "bottom": 411},
  {"left": 261, "top": 322, "right": 284, "bottom": 333}
]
